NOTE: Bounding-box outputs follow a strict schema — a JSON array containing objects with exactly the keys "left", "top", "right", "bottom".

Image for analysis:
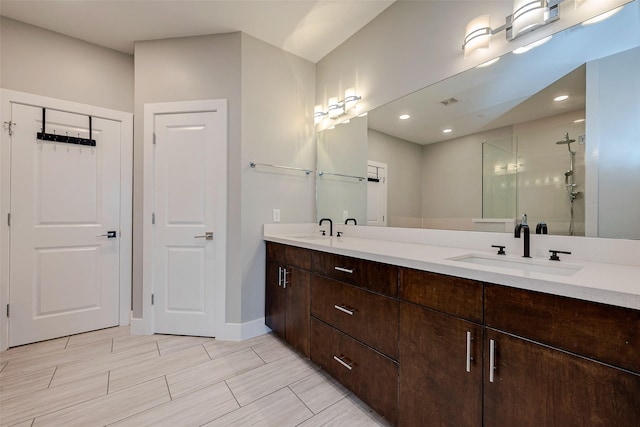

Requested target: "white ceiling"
[{"left": 0, "top": 0, "right": 395, "bottom": 63}]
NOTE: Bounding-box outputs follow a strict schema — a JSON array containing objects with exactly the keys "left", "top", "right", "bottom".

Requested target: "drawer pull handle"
[
  {"left": 333, "top": 355, "right": 353, "bottom": 371},
  {"left": 334, "top": 304, "right": 354, "bottom": 316},
  {"left": 489, "top": 339, "right": 496, "bottom": 383},
  {"left": 278, "top": 267, "right": 282, "bottom": 287},
  {"left": 282, "top": 268, "right": 288, "bottom": 289},
  {"left": 334, "top": 266, "right": 354, "bottom": 274},
  {"left": 466, "top": 331, "right": 474, "bottom": 373}
]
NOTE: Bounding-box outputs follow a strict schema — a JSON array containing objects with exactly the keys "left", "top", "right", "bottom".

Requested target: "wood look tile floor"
[{"left": 0, "top": 327, "right": 389, "bottom": 427}]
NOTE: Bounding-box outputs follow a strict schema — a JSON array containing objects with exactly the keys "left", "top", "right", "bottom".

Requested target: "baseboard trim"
[{"left": 216, "top": 317, "right": 271, "bottom": 341}]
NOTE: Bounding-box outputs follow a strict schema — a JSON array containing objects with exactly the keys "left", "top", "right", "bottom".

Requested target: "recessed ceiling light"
[
  {"left": 582, "top": 6, "right": 623, "bottom": 26},
  {"left": 513, "top": 35, "right": 552, "bottom": 54},
  {"left": 442, "top": 128, "right": 453, "bottom": 134},
  {"left": 476, "top": 57, "right": 500, "bottom": 68},
  {"left": 554, "top": 95, "right": 569, "bottom": 102},
  {"left": 399, "top": 114, "right": 411, "bottom": 120},
  {"left": 574, "top": 118, "right": 585, "bottom": 123}
]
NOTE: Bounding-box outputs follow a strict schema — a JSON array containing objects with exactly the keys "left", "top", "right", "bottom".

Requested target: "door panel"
[
  {"left": 9, "top": 104, "right": 121, "bottom": 346},
  {"left": 153, "top": 111, "right": 221, "bottom": 336}
]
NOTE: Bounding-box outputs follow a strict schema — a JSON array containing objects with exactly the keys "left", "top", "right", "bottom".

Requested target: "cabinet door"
[
  {"left": 265, "top": 260, "right": 285, "bottom": 338},
  {"left": 400, "top": 302, "right": 482, "bottom": 427},
  {"left": 484, "top": 329, "right": 640, "bottom": 427},
  {"left": 285, "top": 266, "right": 310, "bottom": 357}
]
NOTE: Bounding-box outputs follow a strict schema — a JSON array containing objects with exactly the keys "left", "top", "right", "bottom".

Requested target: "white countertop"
[{"left": 264, "top": 227, "right": 640, "bottom": 311}]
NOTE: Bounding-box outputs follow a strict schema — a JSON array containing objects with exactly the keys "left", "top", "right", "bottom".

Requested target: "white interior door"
[
  {"left": 367, "top": 161, "right": 388, "bottom": 226},
  {"left": 9, "top": 104, "right": 121, "bottom": 347},
  {"left": 152, "top": 110, "right": 224, "bottom": 337}
]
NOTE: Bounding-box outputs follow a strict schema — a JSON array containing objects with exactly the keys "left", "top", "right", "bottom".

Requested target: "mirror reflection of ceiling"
[{"left": 367, "top": 2, "right": 640, "bottom": 145}]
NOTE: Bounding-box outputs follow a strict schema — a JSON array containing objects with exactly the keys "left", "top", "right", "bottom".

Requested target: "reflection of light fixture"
[
  {"left": 463, "top": 0, "right": 561, "bottom": 56},
  {"left": 574, "top": 118, "right": 585, "bottom": 123},
  {"left": 443, "top": 128, "right": 453, "bottom": 134},
  {"left": 513, "top": 35, "right": 552, "bottom": 54},
  {"left": 554, "top": 94, "right": 569, "bottom": 102},
  {"left": 399, "top": 114, "right": 410, "bottom": 120},
  {"left": 582, "top": 6, "right": 622, "bottom": 26},
  {"left": 314, "top": 89, "right": 362, "bottom": 124},
  {"left": 476, "top": 57, "right": 501, "bottom": 68}
]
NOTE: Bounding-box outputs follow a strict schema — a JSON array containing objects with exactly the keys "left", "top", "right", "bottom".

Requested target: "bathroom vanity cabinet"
[
  {"left": 265, "top": 242, "right": 312, "bottom": 357},
  {"left": 264, "top": 241, "right": 640, "bottom": 426}
]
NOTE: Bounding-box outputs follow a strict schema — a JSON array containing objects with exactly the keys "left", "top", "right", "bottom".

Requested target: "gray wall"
[
  {"left": 587, "top": 46, "right": 640, "bottom": 239},
  {"left": 240, "top": 33, "right": 315, "bottom": 323},
  {"left": 368, "top": 129, "right": 422, "bottom": 226},
  {"left": 0, "top": 17, "right": 133, "bottom": 112},
  {"left": 133, "top": 33, "right": 242, "bottom": 320}
]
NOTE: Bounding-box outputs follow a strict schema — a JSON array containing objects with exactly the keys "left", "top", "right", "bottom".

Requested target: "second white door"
[{"left": 152, "top": 109, "right": 225, "bottom": 337}]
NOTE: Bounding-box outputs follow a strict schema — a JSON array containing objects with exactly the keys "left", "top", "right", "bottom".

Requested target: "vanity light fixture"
[
  {"left": 315, "top": 89, "right": 362, "bottom": 124},
  {"left": 574, "top": 118, "right": 585, "bottom": 123},
  {"left": 442, "top": 128, "right": 453, "bottom": 134},
  {"left": 399, "top": 114, "right": 411, "bottom": 120},
  {"left": 463, "top": 0, "right": 561, "bottom": 56},
  {"left": 554, "top": 94, "right": 569, "bottom": 102}
]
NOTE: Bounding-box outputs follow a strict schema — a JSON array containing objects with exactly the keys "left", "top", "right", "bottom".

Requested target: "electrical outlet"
[
  {"left": 273, "top": 209, "right": 280, "bottom": 223},
  {"left": 343, "top": 210, "right": 349, "bottom": 221}
]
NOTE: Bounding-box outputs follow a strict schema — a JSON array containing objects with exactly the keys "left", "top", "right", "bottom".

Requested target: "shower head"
[{"left": 556, "top": 132, "right": 576, "bottom": 154}]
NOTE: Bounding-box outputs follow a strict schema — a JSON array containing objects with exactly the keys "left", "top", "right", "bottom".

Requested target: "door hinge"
[
  {"left": 6, "top": 304, "right": 9, "bottom": 317},
  {"left": 151, "top": 294, "right": 155, "bottom": 305},
  {"left": 7, "top": 213, "right": 10, "bottom": 226},
  {"left": 153, "top": 133, "right": 156, "bottom": 145},
  {"left": 152, "top": 213, "right": 155, "bottom": 225}
]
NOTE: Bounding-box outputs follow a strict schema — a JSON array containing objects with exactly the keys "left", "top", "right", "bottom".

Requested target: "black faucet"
[
  {"left": 536, "top": 222, "right": 548, "bottom": 234},
  {"left": 345, "top": 218, "right": 357, "bottom": 225},
  {"left": 319, "top": 218, "right": 333, "bottom": 236},
  {"left": 514, "top": 214, "right": 531, "bottom": 258}
]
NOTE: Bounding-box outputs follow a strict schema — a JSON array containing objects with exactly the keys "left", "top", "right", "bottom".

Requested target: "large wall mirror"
[{"left": 316, "top": 1, "right": 640, "bottom": 239}]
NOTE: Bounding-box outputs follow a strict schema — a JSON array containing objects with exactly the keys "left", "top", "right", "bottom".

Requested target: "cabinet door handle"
[
  {"left": 282, "top": 268, "right": 288, "bottom": 289},
  {"left": 489, "top": 339, "right": 496, "bottom": 383},
  {"left": 333, "top": 355, "right": 353, "bottom": 371},
  {"left": 466, "top": 331, "right": 474, "bottom": 373},
  {"left": 334, "top": 304, "right": 354, "bottom": 316},
  {"left": 278, "top": 267, "right": 282, "bottom": 287},
  {"left": 334, "top": 266, "right": 354, "bottom": 274}
]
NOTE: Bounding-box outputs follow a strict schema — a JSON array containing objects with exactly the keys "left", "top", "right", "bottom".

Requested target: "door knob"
[
  {"left": 194, "top": 232, "right": 214, "bottom": 240},
  {"left": 97, "top": 231, "right": 117, "bottom": 238}
]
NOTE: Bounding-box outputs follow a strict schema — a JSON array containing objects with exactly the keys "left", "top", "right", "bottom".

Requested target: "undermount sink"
[
  {"left": 289, "top": 234, "right": 330, "bottom": 241},
  {"left": 450, "top": 254, "right": 582, "bottom": 276}
]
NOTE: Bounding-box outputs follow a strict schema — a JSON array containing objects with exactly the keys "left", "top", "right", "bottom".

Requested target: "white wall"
[
  {"left": 586, "top": 45, "right": 640, "bottom": 239},
  {"left": 0, "top": 17, "right": 133, "bottom": 112},
  {"left": 240, "top": 33, "right": 315, "bottom": 323},
  {"left": 368, "top": 129, "right": 422, "bottom": 227},
  {"left": 133, "top": 33, "right": 242, "bottom": 319}
]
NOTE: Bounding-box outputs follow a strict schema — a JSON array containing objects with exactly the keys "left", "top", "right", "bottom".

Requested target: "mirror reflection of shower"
[{"left": 556, "top": 132, "right": 581, "bottom": 236}]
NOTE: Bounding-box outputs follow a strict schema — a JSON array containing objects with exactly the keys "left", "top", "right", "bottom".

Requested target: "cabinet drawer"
[
  {"left": 399, "top": 268, "right": 483, "bottom": 323},
  {"left": 312, "top": 251, "right": 398, "bottom": 297},
  {"left": 266, "top": 242, "right": 311, "bottom": 270},
  {"left": 485, "top": 284, "right": 640, "bottom": 374},
  {"left": 311, "top": 275, "right": 399, "bottom": 359},
  {"left": 311, "top": 318, "right": 398, "bottom": 425}
]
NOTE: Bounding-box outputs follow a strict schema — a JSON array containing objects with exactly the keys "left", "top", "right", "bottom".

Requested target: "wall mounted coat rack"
[{"left": 36, "top": 108, "right": 96, "bottom": 146}]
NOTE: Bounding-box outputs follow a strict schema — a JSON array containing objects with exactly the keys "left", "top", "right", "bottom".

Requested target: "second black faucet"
[{"left": 319, "top": 218, "right": 333, "bottom": 236}]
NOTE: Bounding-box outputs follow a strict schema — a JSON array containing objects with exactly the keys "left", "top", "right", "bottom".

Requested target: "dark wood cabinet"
[
  {"left": 399, "top": 302, "right": 483, "bottom": 427},
  {"left": 265, "top": 242, "right": 311, "bottom": 357},
  {"left": 311, "top": 318, "right": 399, "bottom": 425},
  {"left": 265, "top": 241, "right": 640, "bottom": 427},
  {"left": 311, "top": 274, "right": 399, "bottom": 359},
  {"left": 484, "top": 329, "right": 640, "bottom": 427}
]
